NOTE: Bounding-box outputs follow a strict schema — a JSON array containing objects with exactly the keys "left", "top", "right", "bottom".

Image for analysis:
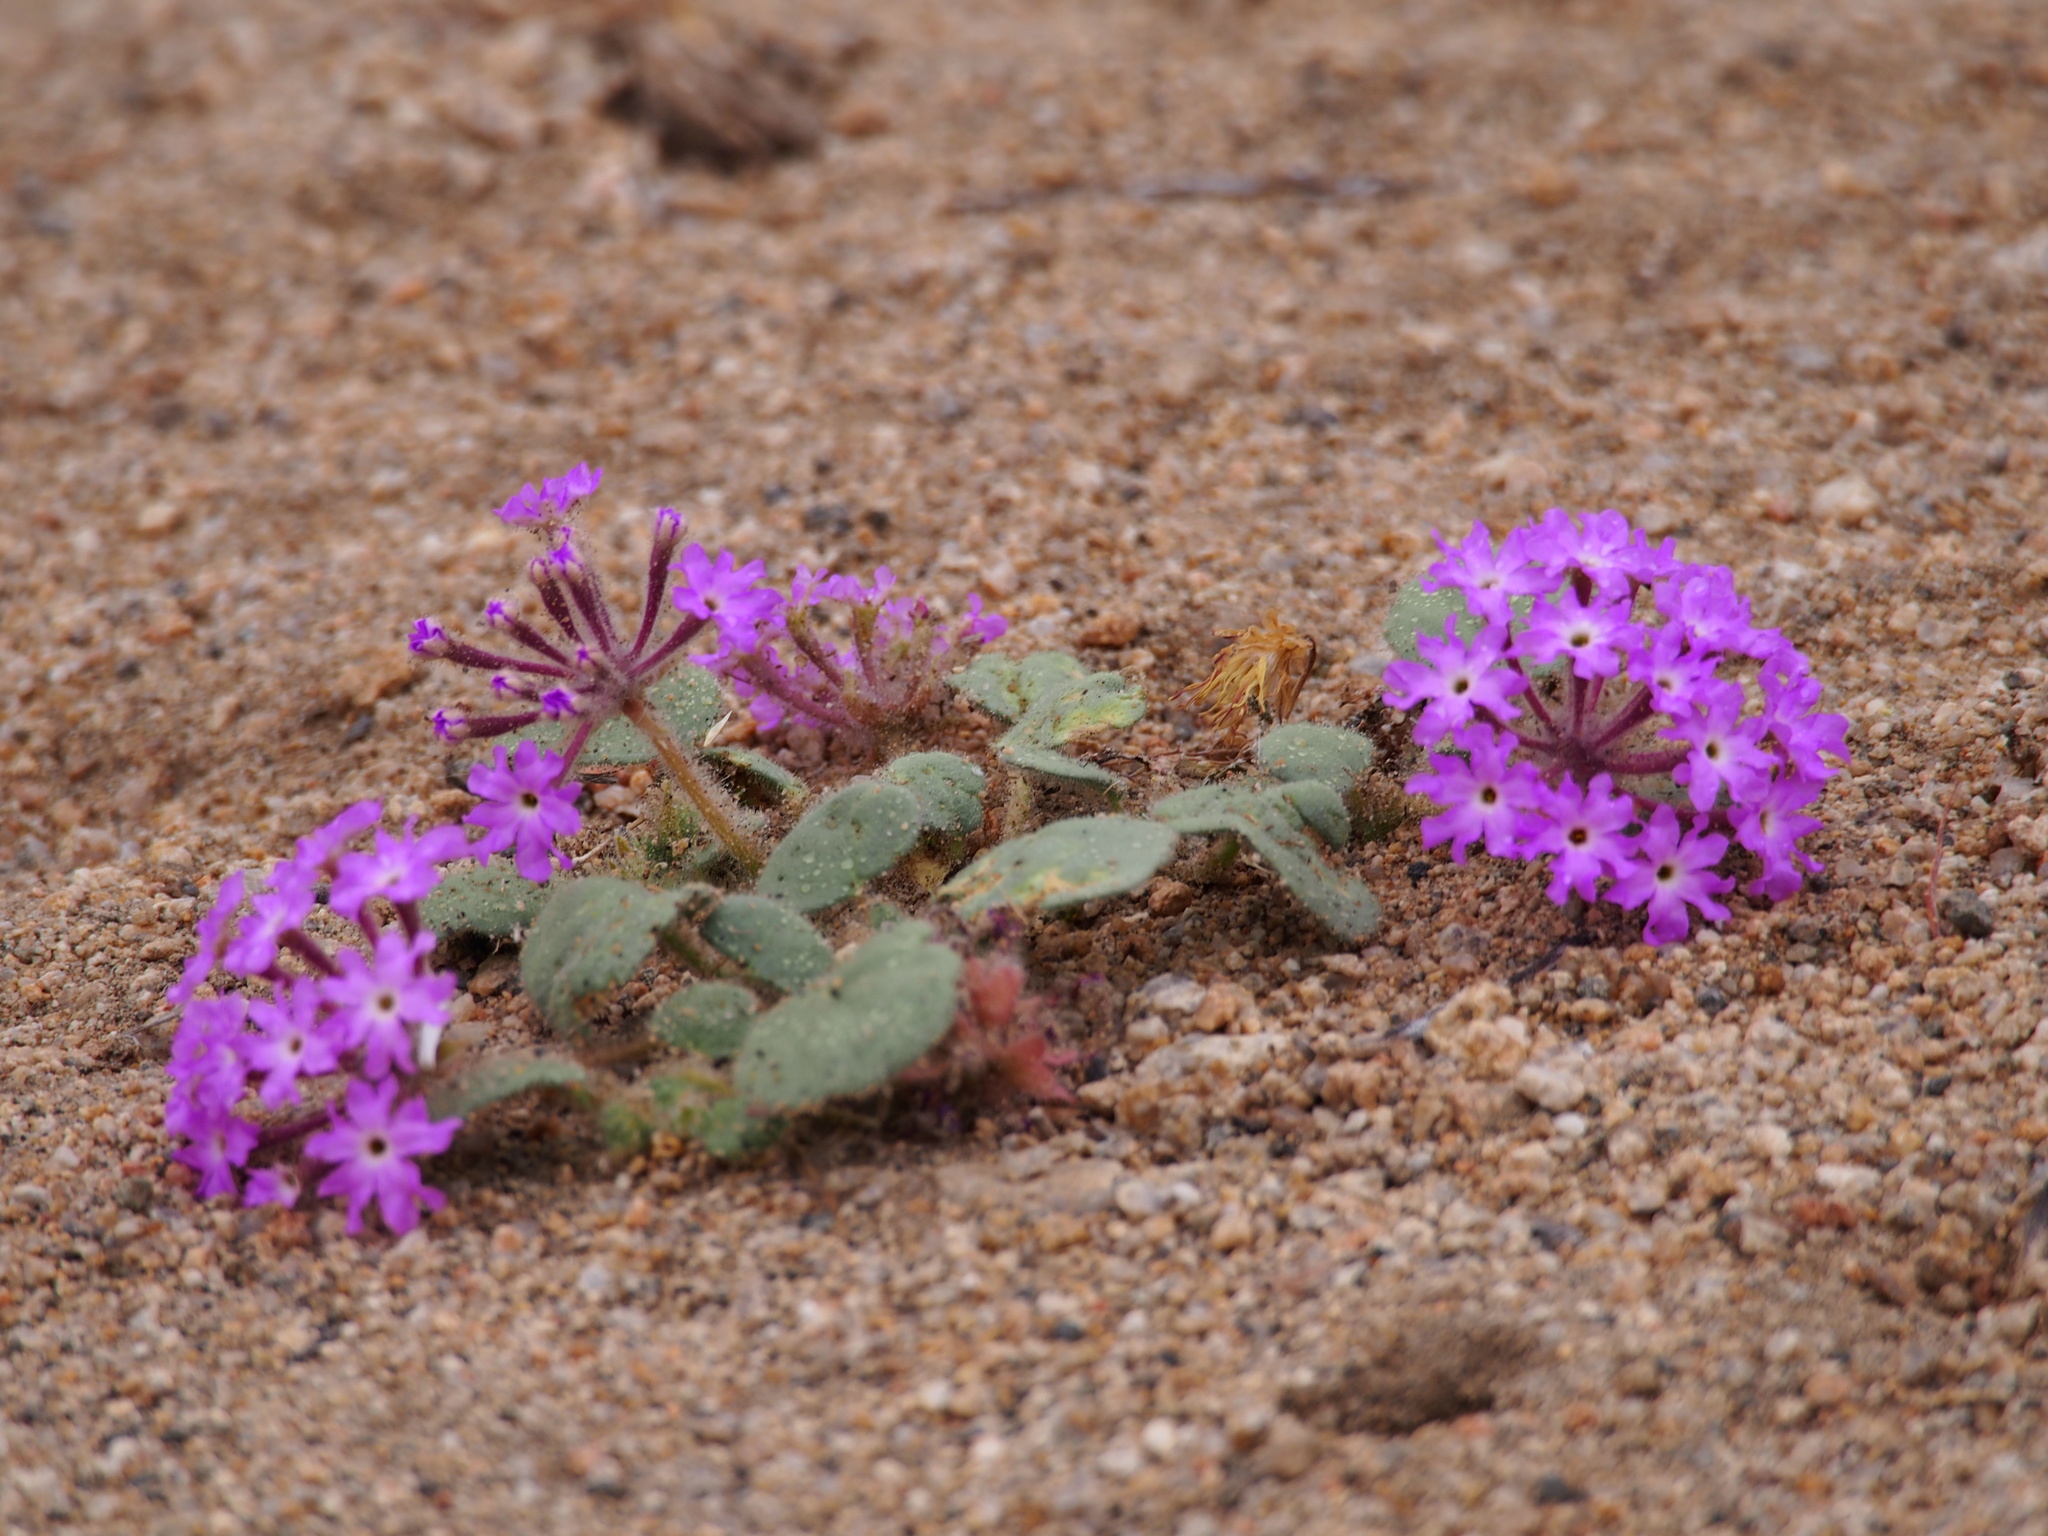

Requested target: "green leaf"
[
  {"left": 482, "top": 666, "right": 728, "bottom": 768},
  {"left": 649, "top": 981, "right": 758, "bottom": 1058},
  {"left": 757, "top": 780, "right": 924, "bottom": 913},
  {"left": 582, "top": 665, "right": 728, "bottom": 764},
  {"left": 939, "top": 815, "right": 1179, "bottom": 917},
  {"left": 425, "top": 1052, "right": 589, "bottom": 1120},
  {"left": 698, "top": 894, "right": 834, "bottom": 992},
  {"left": 1383, "top": 579, "right": 1483, "bottom": 663},
  {"left": 683, "top": 1096, "right": 785, "bottom": 1158},
  {"left": 732, "top": 921, "right": 963, "bottom": 1110},
  {"left": 950, "top": 653, "right": 1030, "bottom": 721},
  {"left": 954, "top": 651, "right": 1147, "bottom": 793},
  {"left": 1153, "top": 784, "right": 1380, "bottom": 940},
  {"left": 598, "top": 1097, "right": 658, "bottom": 1154},
  {"left": 1276, "top": 779, "right": 1352, "bottom": 849},
  {"left": 1257, "top": 723, "right": 1374, "bottom": 795},
  {"left": 881, "top": 752, "right": 988, "bottom": 837},
  {"left": 1000, "top": 742, "right": 1124, "bottom": 793},
  {"left": 519, "top": 877, "right": 683, "bottom": 1034},
  {"left": 421, "top": 860, "right": 553, "bottom": 939},
  {"left": 705, "top": 746, "right": 808, "bottom": 806}
]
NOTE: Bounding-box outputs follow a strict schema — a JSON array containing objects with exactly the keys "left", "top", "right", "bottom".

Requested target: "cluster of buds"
[
  {"left": 695, "top": 564, "right": 1006, "bottom": 741},
  {"left": 1384, "top": 512, "right": 1848, "bottom": 945},
  {"left": 898, "top": 954, "right": 1077, "bottom": 1105},
  {"left": 162, "top": 805, "right": 467, "bottom": 1234},
  {"left": 411, "top": 465, "right": 771, "bottom": 872}
]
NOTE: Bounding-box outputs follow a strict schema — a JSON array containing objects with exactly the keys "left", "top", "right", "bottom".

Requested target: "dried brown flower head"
[{"left": 1179, "top": 612, "right": 1317, "bottom": 738}]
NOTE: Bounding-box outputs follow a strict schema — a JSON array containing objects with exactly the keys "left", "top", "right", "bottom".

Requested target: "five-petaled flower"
[
  {"left": 1390, "top": 511, "right": 1846, "bottom": 944},
  {"left": 158, "top": 803, "right": 470, "bottom": 1231}
]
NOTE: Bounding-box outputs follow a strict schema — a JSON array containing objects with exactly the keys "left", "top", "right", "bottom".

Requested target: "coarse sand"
[{"left": 6, "top": 1, "right": 2048, "bottom": 1531}]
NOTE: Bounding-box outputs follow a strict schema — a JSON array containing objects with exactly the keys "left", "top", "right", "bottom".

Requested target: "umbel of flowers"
[
  {"left": 163, "top": 805, "right": 475, "bottom": 1232},
  {"left": 412, "top": 465, "right": 1009, "bottom": 882},
  {"left": 1384, "top": 511, "right": 1848, "bottom": 945},
  {"left": 693, "top": 563, "right": 1006, "bottom": 742}
]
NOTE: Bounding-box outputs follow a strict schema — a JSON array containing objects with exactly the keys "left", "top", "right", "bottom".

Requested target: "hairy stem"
[
  {"left": 1589, "top": 684, "right": 1656, "bottom": 750},
  {"left": 1505, "top": 656, "right": 1559, "bottom": 734},
  {"left": 621, "top": 695, "right": 763, "bottom": 875},
  {"left": 253, "top": 1111, "right": 328, "bottom": 1151}
]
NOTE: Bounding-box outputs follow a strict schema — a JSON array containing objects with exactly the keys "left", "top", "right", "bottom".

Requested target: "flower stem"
[{"left": 620, "top": 695, "right": 765, "bottom": 875}]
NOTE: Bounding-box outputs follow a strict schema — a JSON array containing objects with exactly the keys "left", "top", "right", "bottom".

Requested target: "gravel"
[{"left": 6, "top": 0, "right": 2048, "bottom": 1532}]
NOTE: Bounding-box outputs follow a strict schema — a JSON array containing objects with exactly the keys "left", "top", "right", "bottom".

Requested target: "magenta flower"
[
  {"left": 167, "top": 995, "right": 250, "bottom": 1115},
  {"left": 304, "top": 1077, "right": 461, "bottom": 1236},
  {"left": 168, "top": 1104, "right": 259, "bottom": 1201},
  {"left": 159, "top": 802, "right": 472, "bottom": 1218},
  {"left": 1607, "top": 805, "right": 1733, "bottom": 946},
  {"left": 243, "top": 1168, "right": 301, "bottom": 1210},
  {"left": 1664, "top": 694, "right": 1777, "bottom": 814},
  {"left": 1422, "top": 522, "right": 1550, "bottom": 624},
  {"left": 671, "top": 544, "right": 778, "bottom": 646},
  {"left": 1514, "top": 588, "right": 1639, "bottom": 681},
  {"left": 1383, "top": 618, "right": 1527, "bottom": 744},
  {"left": 221, "top": 860, "right": 319, "bottom": 976},
  {"left": 1387, "top": 508, "right": 1846, "bottom": 944},
  {"left": 1410, "top": 724, "right": 1543, "bottom": 864},
  {"left": 167, "top": 870, "right": 246, "bottom": 1006},
  {"left": 1732, "top": 774, "right": 1827, "bottom": 901},
  {"left": 697, "top": 562, "right": 1007, "bottom": 743},
  {"left": 1522, "top": 774, "right": 1636, "bottom": 904},
  {"left": 466, "top": 739, "right": 583, "bottom": 883},
  {"left": 496, "top": 462, "right": 602, "bottom": 526},
  {"left": 243, "top": 981, "right": 342, "bottom": 1108},
  {"left": 321, "top": 928, "right": 455, "bottom": 1080},
  {"left": 329, "top": 821, "right": 472, "bottom": 922},
  {"left": 414, "top": 467, "right": 770, "bottom": 872},
  {"left": 1523, "top": 508, "right": 1674, "bottom": 601}
]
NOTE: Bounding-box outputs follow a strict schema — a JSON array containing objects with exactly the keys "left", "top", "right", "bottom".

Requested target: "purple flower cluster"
[
  {"left": 695, "top": 563, "right": 1007, "bottom": 738},
  {"left": 162, "top": 804, "right": 466, "bottom": 1234},
  {"left": 413, "top": 464, "right": 751, "bottom": 760},
  {"left": 414, "top": 463, "right": 787, "bottom": 870},
  {"left": 1385, "top": 511, "right": 1848, "bottom": 945}
]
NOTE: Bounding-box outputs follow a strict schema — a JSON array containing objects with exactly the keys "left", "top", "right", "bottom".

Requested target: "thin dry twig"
[
  {"left": 1928, "top": 801, "right": 1949, "bottom": 935},
  {"left": 944, "top": 169, "right": 1413, "bottom": 216}
]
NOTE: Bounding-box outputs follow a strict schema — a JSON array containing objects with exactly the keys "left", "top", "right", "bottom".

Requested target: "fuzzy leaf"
[
  {"left": 1152, "top": 784, "right": 1380, "bottom": 940},
  {"left": 421, "top": 861, "right": 552, "bottom": 939},
  {"left": 732, "top": 921, "right": 963, "bottom": 1110},
  {"left": 955, "top": 652, "right": 1147, "bottom": 792},
  {"left": 490, "top": 665, "right": 726, "bottom": 769},
  {"left": 649, "top": 981, "right": 758, "bottom": 1058},
  {"left": 582, "top": 665, "right": 728, "bottom": 764},
  {"left": 1276, "top": 779, "right": 1352, "bottom": 849},
  {"left": 1383, "top": 580, "right": 1484, "bottom": 663},
  {"left": 758, "top": 780, "right": 924, "bottom": 913},
  {"left": 881, "top": 752, "right": 988, "bottom": 837},
  {"left": 950, "top": 652, "right": 1030, "bottom": 721},
  {"left": 519, "top": 877, "right": 682, "bottom": 1034},
  {"left": 425, "top": 1052, "right": 588, "bottom": 1120},
  {"left": 1000, "top": 742, "right": 1125, "bottom": 793},
  {"left": 1257, "top": 724, "right": 1374, "bottom": 795},
  {"left": 705, "top": 746, "right": 808, "bottom": 806},
  {"left": 682, "top": 1096, "right": 785, "bottom": 1158},
  {"left": 698, "top": 894, "right": 834, "bottom": 991},
  {"left": 939, "top": 815, "right": 1179, "bottom": 916}
]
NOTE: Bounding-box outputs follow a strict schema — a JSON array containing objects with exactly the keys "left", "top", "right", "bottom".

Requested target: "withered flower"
[{"left": 1179, "top": 612, "right": 1317, "bottom": 738}]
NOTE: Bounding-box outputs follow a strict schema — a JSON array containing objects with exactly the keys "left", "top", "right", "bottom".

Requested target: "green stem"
[{"left": 621, "top": 695, "right": 765, "bottom": 876}]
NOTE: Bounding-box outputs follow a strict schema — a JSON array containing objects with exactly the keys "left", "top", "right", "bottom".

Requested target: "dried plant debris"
[
  {"left": 1280, "top": 1312, "right": 1536, "bottom": 1435},
  {"left": 595, "top": 6, "right": 868, "bottom": 171},
  {"left": 1179, "top": 612, "right": 1318, "bottom": 739}
]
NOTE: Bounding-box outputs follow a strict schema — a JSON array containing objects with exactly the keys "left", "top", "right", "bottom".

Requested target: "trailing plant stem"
[{"left": 621, "top": 695, "right": 765, "bottom": 875}]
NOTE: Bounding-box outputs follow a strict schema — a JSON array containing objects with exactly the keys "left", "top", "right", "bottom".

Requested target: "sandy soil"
[{"left": 6, "top": 0, "right": 2048, "bottom": 1531}]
